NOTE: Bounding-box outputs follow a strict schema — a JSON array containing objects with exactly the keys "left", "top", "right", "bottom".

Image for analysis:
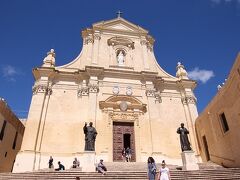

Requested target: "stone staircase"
[{"left": 0, "top": 162, "right": 240, "bottom": 179}]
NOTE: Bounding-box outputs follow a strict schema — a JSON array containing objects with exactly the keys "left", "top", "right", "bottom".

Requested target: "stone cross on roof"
[{"left": 116, "top": 10, "right": 123, "bottom": 18}]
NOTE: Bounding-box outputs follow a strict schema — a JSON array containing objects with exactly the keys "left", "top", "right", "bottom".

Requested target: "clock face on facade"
[
  {"left": 113, "top": 86, "right": 119, "bottom": 95},
  {"left": 126, "top": 86, "right": 132, "bottom": 96}
]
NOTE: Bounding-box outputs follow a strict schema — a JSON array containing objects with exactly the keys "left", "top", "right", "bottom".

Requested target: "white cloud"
[
  {"left": 188, "top": 67, "right": 214, "bottom": 84},
  {"left": 1, "top": 65, "right": 20, "bottom": 81}
]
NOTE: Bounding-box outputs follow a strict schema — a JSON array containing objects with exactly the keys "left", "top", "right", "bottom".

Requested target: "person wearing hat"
[
  {"left": 157, "top": 160, "right": 171, "bottom": 180},
  {"left": 97, "top": 159, "right": 107, "bottom": 175}
]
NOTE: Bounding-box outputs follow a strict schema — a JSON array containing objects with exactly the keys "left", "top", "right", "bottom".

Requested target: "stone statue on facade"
[
  {"left": 42, "top": 49, "right": 56, "bottom": 67},
  {"left": 83, "top": 122, "right": 97, "bottom": 151},
  {"left": 117, "top": 50, "right": 125, "bottom": 65},
  {"left": 177, "top": 123, "right": 192, "bottom": 151},
  {"left": 176, "top": 62, "right": 188, "bottom": 80}
]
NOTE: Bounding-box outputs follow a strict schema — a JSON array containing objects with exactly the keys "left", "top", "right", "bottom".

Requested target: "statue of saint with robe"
[
  {"left": 83, "top": 122, "right": 97, "bottom": 151},
  {"left": 177, "top": 123, "right": 192, "bottom": 151},
  {"left": 117, "top": 50, "right": 125, "bottom": 65}
]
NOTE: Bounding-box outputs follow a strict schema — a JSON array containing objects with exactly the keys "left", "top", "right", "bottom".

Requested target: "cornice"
[
  {"left": 176, "top": 79, "right": 197, "bottom": 90},
  {"left": 32, "top": 66, "right": 184, "bottom": 85}
]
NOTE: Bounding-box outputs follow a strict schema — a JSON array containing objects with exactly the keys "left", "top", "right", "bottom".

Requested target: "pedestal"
[
  {"left": 81, "top": 151, "right": 96, "bottom": 172},
  {"left": 181, "top": 151, "right": 199, "bottom": 170}
]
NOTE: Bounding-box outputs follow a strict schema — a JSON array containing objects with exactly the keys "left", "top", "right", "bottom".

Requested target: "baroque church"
[{"left": 13, "top": 16, "right": 200, "bottom": 172}]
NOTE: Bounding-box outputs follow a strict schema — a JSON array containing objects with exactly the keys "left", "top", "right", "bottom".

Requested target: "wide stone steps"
[
  {"left": 1, "top": 169, "right": 240, "bottom": 180},
  {"left": 104, "top": 162, "right": 178, "bottom": 171}
]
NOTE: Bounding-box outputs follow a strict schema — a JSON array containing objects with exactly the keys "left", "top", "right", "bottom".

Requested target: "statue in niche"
[{"left": 117, "top": 50, "right": 125, "bottom": 66}]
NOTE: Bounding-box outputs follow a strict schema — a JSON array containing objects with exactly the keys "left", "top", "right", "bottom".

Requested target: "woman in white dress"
[{"left": 157, "top": 160, "right": 171, "bottom": 180}]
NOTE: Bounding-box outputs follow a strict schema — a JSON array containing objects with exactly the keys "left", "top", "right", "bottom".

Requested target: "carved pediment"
[
  {"left": 93, "top": 17, "right": 148, "bottom": 34},
  {"left": 99, "top": 95, "right": 147, "bottom": 113}
]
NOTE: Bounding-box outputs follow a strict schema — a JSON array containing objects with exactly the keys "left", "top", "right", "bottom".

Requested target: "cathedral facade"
[{"left": 13, "top": 17, "right": 200, "bottom": 172}]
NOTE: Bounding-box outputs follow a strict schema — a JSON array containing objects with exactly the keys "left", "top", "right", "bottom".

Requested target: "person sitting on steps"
[
  {"left": 55, "top": 161, "right": 65, "bottom": 171},
  {"left": 72, "top": 157, "right": 80, "bottom": 168},
  {"left": 97, "top": 159, "right": 107, "bottom": 175}
]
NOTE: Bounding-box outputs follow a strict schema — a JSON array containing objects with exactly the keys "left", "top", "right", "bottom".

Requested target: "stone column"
[{"left": 92, "top": 32, "right": 101, "bottom": 65}]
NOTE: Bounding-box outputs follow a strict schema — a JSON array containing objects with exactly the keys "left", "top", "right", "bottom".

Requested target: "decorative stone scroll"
[
  {"left": 77, "top": 84, "right": 99, "bottom": 97},
  {"left": 145, "top": 89, "right": 155, "bottom": 97},
  {"left": 99, "top": 95, "right": 147, "bottom": 113},
  {"left": 145, "top": 89, "right": 162, "bottom": 103},
  {"left": 107, "top": 36, "right": 134, "bottom": 49},
  {"left": 93, "top": 34, "right": 101, "bottom": 40},
  {"left": 77, "top": 87, "right": 89, "bottom": 97},
  {"left": 83, "top": 36, "right": 94, "bottom": 45},
  {"left": 181, "top": 96, "right": 197, "bottom": 105},
  {"left": 32, "top": 84, "right": 52, "bottom": 95},
  {"left": 140, "top": 39, "right": 153, "bottom": 51},
  {"left": 89, "top": 84, "right": 99, "bottom": 93},
  {"left": 82, "top": 32, "right": 100, "bottom": 45}
]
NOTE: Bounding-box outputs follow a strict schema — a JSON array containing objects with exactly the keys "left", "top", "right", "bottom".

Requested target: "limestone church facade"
[{"left": 13, "top": 17, "right": 200, "bottom": 172}]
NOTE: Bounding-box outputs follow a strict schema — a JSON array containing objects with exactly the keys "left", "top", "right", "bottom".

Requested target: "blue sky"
[{"left": 0, "top": 0, "right": 239, "bottom": 118}]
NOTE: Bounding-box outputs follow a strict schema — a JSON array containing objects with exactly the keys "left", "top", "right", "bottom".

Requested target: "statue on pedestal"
[
  {"left": 83, "top": 122, "right": 97, "bottom": 151},
  {"left": 177, "top": 123, "right": 192, "bottom": 151}
]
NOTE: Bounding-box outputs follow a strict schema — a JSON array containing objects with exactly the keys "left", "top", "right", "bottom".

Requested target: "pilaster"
[
  {"left": 92, "top": 32, "right": 101, "bottom": 64},
  {"left": 181, "top": 95, "right": 200, "bottom": 155},
  {"left": 140, "top": 39, "right": 150, "bottom": 70}
]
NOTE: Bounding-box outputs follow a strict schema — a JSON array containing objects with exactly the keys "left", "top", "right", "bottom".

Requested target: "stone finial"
[
  {"left": 42, "top": 49, "right": 56, "bottom": 67},
  {"left": 217, "top": 85, "right": 222, "bottom": 90},
  {"left": 176, "top": 62, "right": 188, "bottom": 80}
]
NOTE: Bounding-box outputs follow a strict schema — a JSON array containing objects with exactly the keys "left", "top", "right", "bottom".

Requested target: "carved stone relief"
[
  {"left": 77, "top": 84, "right": 99, "bottom": 97},
  {"left": 145, "top": 89, "right": 162, "bottom": 103},
  {"left": 181, "top": 96, "right": 197, "bottom": 105},
  {"left": 32, "top": 84, "right": 52, "bottom": 95}
]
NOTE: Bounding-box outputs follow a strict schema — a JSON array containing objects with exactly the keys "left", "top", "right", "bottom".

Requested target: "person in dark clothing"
[
  {"left": 126, "top": 147, "right": 132, "bottom": 162},
  {"left": 48, "top": 156, "right": 53, "bottom": 168},
  {"left": 177, "top": 123, "right": 192, "bottom": 151},
  {"left": 147, "top": 157, "right": 156, "bottom": 180},
  {"left": 121, "top": 148, "right": 126, "bottom": 162},
  {"left": 55, "top": 161, "right": 65, "bottom": 171}
]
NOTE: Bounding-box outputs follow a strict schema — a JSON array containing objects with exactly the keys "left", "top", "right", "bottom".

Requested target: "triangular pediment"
[
  {"left": 109, "top": 23, "right": 135, "bottom": 31},
  {"left": 93, "top": 17, "right": 148, "bottom": 34}
]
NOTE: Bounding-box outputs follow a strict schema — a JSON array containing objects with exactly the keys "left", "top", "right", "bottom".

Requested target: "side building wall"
[
  {"left": 0, "top": 98, "right": 25, "bottom": 172},
  {"left": 195, "top": 53, "right": 240, "bottom": 167}
]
